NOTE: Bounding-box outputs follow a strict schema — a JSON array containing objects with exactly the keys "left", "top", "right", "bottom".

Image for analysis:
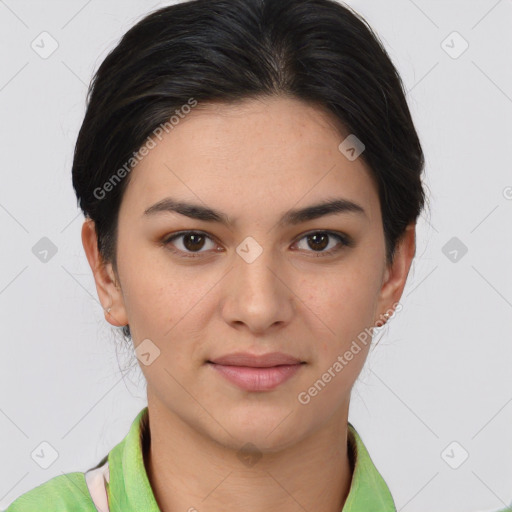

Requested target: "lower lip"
[{"left": 208, "top": 362, "right": 303, "bottom": 391}]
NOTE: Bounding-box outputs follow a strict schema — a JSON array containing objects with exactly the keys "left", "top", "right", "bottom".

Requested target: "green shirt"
[{"left": 3, "top": 407, "right": 397, "bottom": 511}]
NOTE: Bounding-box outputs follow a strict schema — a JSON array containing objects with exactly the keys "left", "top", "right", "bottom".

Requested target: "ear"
[
  {"left": 375, "top": 222, "right": 416, "bottom": 324},
  {"left": 81, "top": 218, "right": 129, "bottom": 327}
]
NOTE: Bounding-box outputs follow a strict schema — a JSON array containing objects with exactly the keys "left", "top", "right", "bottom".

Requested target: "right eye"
[{"left": 162, "top": 230, "right": 220, "bottom": 258}]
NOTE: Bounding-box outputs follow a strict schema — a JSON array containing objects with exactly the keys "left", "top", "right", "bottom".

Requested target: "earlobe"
[{"left": 81, "top": 218, "right": 129, "bottom": 327}]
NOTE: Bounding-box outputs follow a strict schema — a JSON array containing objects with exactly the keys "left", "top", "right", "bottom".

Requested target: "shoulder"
[{"left": 3, "top": 472, "right": 96, "bottom": 512}]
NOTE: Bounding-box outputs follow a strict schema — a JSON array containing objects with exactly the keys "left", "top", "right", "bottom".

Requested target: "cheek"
[
  {"left": 116, "top": 245, "right": 173, "bottom": 340},
  {"left": 298, "top": 261, "right": 382, "bottom": 355},
  {"left": 118, "top": 249, "right": 219, "bottom": 343}
]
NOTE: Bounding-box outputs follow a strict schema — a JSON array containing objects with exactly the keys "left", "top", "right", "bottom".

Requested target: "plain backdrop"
[{"left": 0, "top": 1, "right": 511, "bottom": 511}]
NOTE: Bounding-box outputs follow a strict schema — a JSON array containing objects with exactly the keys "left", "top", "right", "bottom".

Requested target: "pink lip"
[
  {"left": 209, "top": 351, "right": 302, "bottom": 367},
  {"left": 207, "top": 352, "right": 305, "bottom": 391}
]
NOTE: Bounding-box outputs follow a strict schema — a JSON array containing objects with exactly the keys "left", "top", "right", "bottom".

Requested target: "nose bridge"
[{"left": 233, "top": 235, "right": 283, "bottom": 297}]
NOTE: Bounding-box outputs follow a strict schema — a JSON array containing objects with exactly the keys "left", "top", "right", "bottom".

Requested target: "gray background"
[{"left": 0, "top": 0, "right": 511, "bottom": 510}]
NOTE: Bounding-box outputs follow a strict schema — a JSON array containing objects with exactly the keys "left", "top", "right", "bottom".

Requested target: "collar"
[
  {"left": 106, "top": 407, "right": 396, "bottom": 512},
  {"left": 345, "top": 421, "right": 396, "bottom": 510},
  {"left": 106, "top": 407, "right": 158, "bottom": 511}
]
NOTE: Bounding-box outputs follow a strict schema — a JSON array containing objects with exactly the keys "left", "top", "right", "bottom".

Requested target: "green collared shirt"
[{"left": 5, "top": 407, "right": 398, "bottom": 511}]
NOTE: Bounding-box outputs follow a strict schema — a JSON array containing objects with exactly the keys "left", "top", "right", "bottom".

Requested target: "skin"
[{"left": 82, "top": 95, "right": 416, "bottom": 512}]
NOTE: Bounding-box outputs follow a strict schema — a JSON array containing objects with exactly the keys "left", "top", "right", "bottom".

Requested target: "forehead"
[{"left": 120, "top": 96, "right": 380, "bottom": 225}]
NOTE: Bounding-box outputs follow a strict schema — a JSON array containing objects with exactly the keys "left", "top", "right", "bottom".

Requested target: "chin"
[{"left": 212, "top": 406, "right": 309, "bottom": 452}]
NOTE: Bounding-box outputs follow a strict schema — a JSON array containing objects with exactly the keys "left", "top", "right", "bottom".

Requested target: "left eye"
[
  {"left": 293, "top": 231, "right": 351, "bottom": 256},
  {"left": 163, "top": 230, "right": 351, "bottom": 258}
]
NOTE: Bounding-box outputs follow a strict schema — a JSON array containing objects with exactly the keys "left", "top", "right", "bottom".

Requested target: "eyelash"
[{"left": 162, "top": 230, "right": 353, "bottom": 259}]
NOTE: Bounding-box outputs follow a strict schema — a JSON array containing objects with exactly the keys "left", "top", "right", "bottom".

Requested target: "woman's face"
[{"left": 85, "top": 96, "right": 414, "bottom": 451}]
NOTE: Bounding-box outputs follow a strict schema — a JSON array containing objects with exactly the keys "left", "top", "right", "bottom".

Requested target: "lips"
[
  {"left": 207, "top": 352, "right": 305, "bottom": 391},
  {"left": 208, "top": 351, "right": 303, "bottom": 368}
]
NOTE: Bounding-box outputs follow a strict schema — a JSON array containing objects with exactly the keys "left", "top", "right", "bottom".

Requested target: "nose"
[{"left": 220, "top": 244, "right": 295, "bottom": 335}]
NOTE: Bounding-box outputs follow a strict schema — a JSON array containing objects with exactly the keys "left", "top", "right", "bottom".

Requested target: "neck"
[{"left": 143, "top": 396, "right": 354, "bottom": 512}]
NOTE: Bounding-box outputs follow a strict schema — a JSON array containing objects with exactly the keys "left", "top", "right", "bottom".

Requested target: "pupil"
[
  {"left": 308, "top": 233, "right": 328, "bottom": 251},
  {"left": 184, "top": 234, "right": 205, "bottom": 251}
]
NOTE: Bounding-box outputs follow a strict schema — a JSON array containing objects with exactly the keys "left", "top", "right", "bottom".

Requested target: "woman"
[{"left": 5, "top": 0, "right": 430, "bottom": 510}]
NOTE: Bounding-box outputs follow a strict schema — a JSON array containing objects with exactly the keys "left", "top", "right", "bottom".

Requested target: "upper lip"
[{"left": 208, "top": 352, "right": 303, "bottom": 367}]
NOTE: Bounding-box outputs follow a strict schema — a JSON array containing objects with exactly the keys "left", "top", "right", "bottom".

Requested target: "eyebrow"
[{"left": 143, "top": 196, "right": 366, "bottom": 227}]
